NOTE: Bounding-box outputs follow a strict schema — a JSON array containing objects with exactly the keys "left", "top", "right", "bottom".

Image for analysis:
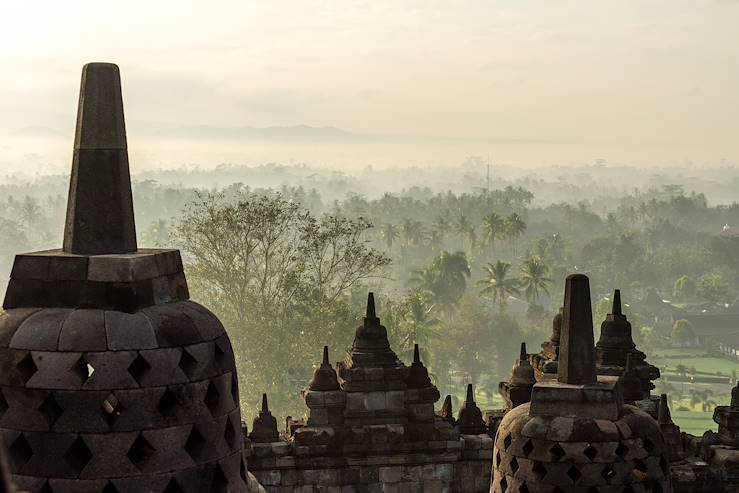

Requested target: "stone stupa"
[{"left": 0, "top": 63, "right": 250, "bottom": 492}]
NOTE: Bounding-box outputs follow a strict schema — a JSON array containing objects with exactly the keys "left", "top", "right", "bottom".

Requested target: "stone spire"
[
  {"left": 438, "top": 395, "right": 455, "bottom": 425},
  {"left": 596, "top": 289, "right": 660, "bottom": 401},
  {"left": 499, "top": 342, "right": 536, "bottom": 410},
  {"left": 308, "top": 346, "right": 340, "bottom": 391},
  {"left": 658, "top": 393, "right": 685, "bottom": 461},
  {"left": 558, "top": 274, "right": 597, "bottom": 385},
  {"left": 406, "top": 344, "right": 433, "bottom": 388},
  {"left": 63, "top": 63, "right": 137, "bottom": 255},
  {"left": 250, "top": 394, "right": 279, "bottom": 443},
  {"left": 343, "top": 292, "right": 399, "bottom": 369},
  {"left": 510, "top": 343, "right": 535, "bottom": 385},
  {"left": 658, "top": 393, "right": 672, "bottom": 425},
  {"left": 456, "top": 384, "right": 486, "bottom": 435}
]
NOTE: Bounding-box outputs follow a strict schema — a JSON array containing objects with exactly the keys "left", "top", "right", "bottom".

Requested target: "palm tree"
[
  {"left": 399, "top": 291, "right": 441, "bottom": 359},
  {"left": 477, "top": 260, "right": 521, "bottom": 314},
  {"left": 381, "top": 223, "right": 399, "bottom": 251},
  {"left": 401, "top": 219, "right": 424, "bottom": 248},
  {"left": 504, "top": 212, "right": 527, "bottom": 254},
  {"left": 434, "top": 211, "right": 452, "bottom": 242},
  {"left": 455, "top": 214, "right": 472, "bottom": 251},
  {"left": 410, "top": 251, "right": 471, "bottom": 316},
  {"left": 519, "top": 256, "right": 553, "bottom": 304},
  {"left": 481, "top": 213, "right": 504, "bottom": 253}
]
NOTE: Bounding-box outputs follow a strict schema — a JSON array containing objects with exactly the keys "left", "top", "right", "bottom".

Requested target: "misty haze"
[{"left": 0, "top": 2, "right": 737, "bottom": 493}]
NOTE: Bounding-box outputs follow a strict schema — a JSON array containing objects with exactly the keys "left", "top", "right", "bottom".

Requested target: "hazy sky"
[{"left": 0, "top": 1, "right": 738, "bottom": 171}]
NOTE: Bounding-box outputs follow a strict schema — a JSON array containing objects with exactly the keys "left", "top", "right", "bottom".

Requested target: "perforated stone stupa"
[
  {"left": 491, "top": 274, "right": 672, "bottom": 493},
  {"left": 0, "top": 63, "right": 250, "bottom": 492}
]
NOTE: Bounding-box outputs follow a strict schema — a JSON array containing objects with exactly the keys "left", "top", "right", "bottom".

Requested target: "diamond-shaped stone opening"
[
  {"left": 503, "top": 433, "right": 512, "bottom": 451},
  {"left": 623, "top": 485, "right": 636, "bottom": 493},
  {"left": 214, "top": 341, "right": 226, "bottom": 368},
  {"left": 127, "top": 354, "right": 152, "bottom": 386},
  {"left": 127, "top": 434, "right": 156, "bottom": 470},
  {"left": 552, "top": 487, "right": 564, "bottom": 493},
  {"left": 39, "top": 481, "right": 53, "bottom": 493},
  {"left": 615, "top": 441, "right": 629, "bottom": 459},
  {"left": 495, "top": 451, "right": 501, "bottom": 468},
  {"left": 101, "top": 482, "right": 119, "bottom": 493},
  {"left": 549, "top": 442, "right": 565, "bottom": 461},
  {"left": 653, "top": 482, "right": 664, "bottom": 493},
  {"left": 204, "top": 381, "right": 220, "bottom": 416},
  {"left": 601, "top": 464, "right": 615, "bottom": 483},
  {"left": 224, "top": 417, "right": 237, "bottom": 450},
  {"left": 532, "top": 461, "right": 546, "bottom": 481},
  {"left": 157, "top": 388, "right": 179, "bottom": 418},
  {"left": 509, "top": 456, "right": 519, "bottom": 474},
  {"left": 17, "top": 353, "right": 37, "bottom": 385},
  {"left": 38, "top": 393, "right": 63, "bottom": 428},
  {"left": 163, "top": 478, "right": 185, "bottom": 493},
  {"left": 522, "top": 439, "right": 534, "bottom": 457},
  {"left": 178, "top": 349, "right": 198, "bottom": 379},
  {"left": 184, "top": 425, "right": 207, "bottom": 461},
  {"left": 634, "top": 459, "right": 648, "bottom": 473},
  {"left": 643, "top": 436, "right": 655, "bottom": 454},
  {"left": 101, "top": 393, "right": 122, "bottom": 428},
  {"left": 212, "top": 463, "right": 229, "bottom": 493},
  {"left": 63, "top": 436, "right": 93, "bottom": 476},
  {"left": 567, "top": 465, "right": 582, "bottom": 483},
  {"left": 500, "top": 476, "right": 508, "bottom": 492},
  {"left": 8, "top": 433, "right": 33, "bottom": 470},
  {"left": 584, "top": 443, "right": 598, "bottom": 461},
  {"left": 519, "top": 484, "right": 530, "bottom": 493},
  {"left": 70, "top": 355, "right": 92, "bottom": 385},
  {"left": 587, "top": 488, "right": 599, "bottom": 493}
]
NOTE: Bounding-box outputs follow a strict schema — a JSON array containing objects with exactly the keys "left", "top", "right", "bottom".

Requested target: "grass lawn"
[
  {"left": 672, "top": 410, "right": 716, "bottom": 435},
  {"left": 651, "top": 356, "right": 739, "bottom": 376}
]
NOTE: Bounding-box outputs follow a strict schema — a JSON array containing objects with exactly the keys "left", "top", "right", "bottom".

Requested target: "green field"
[
  {"left": 672, "top": 410, "right": 717, "bottom": 435},
  {"left": 651, "top": 355, "right": 739, "bottom": 376}
]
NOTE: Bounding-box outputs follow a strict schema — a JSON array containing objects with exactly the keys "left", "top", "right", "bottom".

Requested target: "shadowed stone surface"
[
  {"left": 491, "top": 274, "right": 671, "bottom": 493},
  {"left": 0, "top": 63, "right": 252, "bottom": 493},
  {"left": 558, "top": 274, "right": 596, "bottom": 385},
  {"left": 64, "top": 63, "right": 136, "bottom": 255}
]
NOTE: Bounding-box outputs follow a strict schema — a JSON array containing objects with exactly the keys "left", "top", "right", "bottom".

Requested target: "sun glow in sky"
[{"left": 0, "top": 0, "right": 738, "bottom": 171}]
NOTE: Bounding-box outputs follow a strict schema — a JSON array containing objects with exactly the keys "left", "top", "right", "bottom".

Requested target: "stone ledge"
[{"left": 3, "top": 249, "right": 188, "bottom": 312}]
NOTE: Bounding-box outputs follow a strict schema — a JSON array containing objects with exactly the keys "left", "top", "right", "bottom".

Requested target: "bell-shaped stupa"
[{"left": 0, "top": 63, "right": 249, "bottom": 492}]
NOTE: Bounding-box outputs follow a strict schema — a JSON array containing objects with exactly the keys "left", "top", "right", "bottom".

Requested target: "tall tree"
[
  {"left": 481, "top": 212, "right": 504, "bottom": 253},
  {"left": 477, "top": 260, "right": 521, "bottom": 314},
  {"left": 504, "top": 212, "right": 527, "bottom": 254},
  {"left": 380, "top": 223, "right": 399, "bottom": 251},
  {"left": 519, "top": 256, "right": 553, "bottom": 305}
]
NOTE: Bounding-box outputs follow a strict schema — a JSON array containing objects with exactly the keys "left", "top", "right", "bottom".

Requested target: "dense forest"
[{"left": 1, "top": 162, "right": 738, "bottom": 423}]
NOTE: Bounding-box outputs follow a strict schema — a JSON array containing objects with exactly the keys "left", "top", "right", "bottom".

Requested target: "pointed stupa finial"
[
  {"left": 414, "top": 343, "right": 421, "bottom": 363},
  {"left": 439, "top": 394, "right": 455, "bottom": 424},
  {"left": 366, "top": 292, "right": 377, "bottom": 321},
  {"left": 466, "top": 383, "right": 475, "bottom": 404},
  {"left": 63, "top": 63, "right": 137, "bottom": 255},
  {"left": 261, "top": 393, "right": 269, "bottom": 414},
  {"left": 519, "top": 342, "right": 527, "bottom": 361},
  {"left": 613, "top": 289, "right": 622, "bottom": 315},
  {"left": 558, "top": 274, "right": 597, "bottom": 385},
  {"left": 322, "top": 345, "right": 329, "bottom": 365},
  {"left": 658, "top": 393, "right": 672, "bottom": 424}
]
